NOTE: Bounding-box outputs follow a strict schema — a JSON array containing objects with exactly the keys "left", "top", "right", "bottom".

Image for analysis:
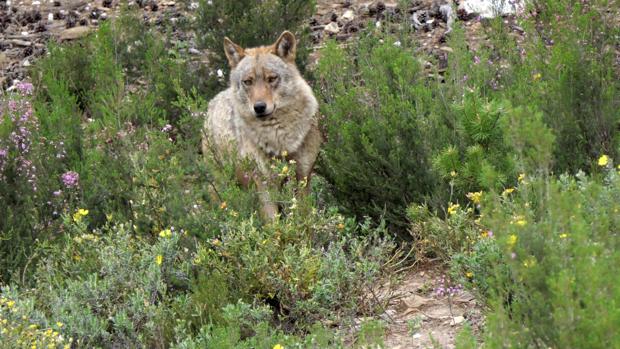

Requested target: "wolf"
[{"left": 202, "top": 31, "right": 322, "bottom": 220}]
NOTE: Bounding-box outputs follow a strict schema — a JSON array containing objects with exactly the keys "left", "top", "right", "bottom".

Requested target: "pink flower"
[{"left": 61, "top": 171, "right": 79, "bottom": 188}]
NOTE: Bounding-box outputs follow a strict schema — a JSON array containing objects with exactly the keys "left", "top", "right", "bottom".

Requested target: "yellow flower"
[
  {"left": 6, "top": 300, "right": 15, "bottom": 309},
  {"left": 155, "top": 255, "right": 163, "bottom": 266},
  {"left": 598, "top": 154, "right": 609, "bottom": 167},
  {"left": 466, "top": 271, "right": 473, "bottom": 278},
  {"left": 502, "top": 187, "right": 515, "bottom": 196},
  {"left": 281, "top": 166, "right": 289, "bottom": 175},
  {"left": 281, "top": 151, "right": 288, "bottom": 158},
  {"left": 220, "top": 201, "right": 227, "bottom": 210},
  {"left": 523, "top": 256, "right": 536, "bottom": 268},
  {"left": 515, "top": 219, "right": 527, "bottom": 227},
  {"left": 559, "top": 233, "right": 568, "bottom": 239},
  {"left": 532, "top": 73, "right": 542, "bottom": 81},
  {"left": 518, "top": 173, "right": 525, "bottom": 183},
  {"left": 508, "top": 234, "right": 518, "bottom": 247},
  {"left": 159, "top": 229, "right": 172, "bottom": 238},
  {"left": 211, "top": 238, "right": 221, "bottom": 246},
  {"left": 450, "top": 170, "right": 458, "bottom": 178},
  {"left": 56, "top": 322, "right": 64, "bottom": 328},
  {"left": 337, "top": 223, "right": 345, "bottom": 231},
  {"left": 466, "top": 191, "right": 483, "bottom": 204},
  {"left": 447, "top": 203, "right": 460, "bottom": 215},
  {"left": 72, "top": 208, "right": 89, "bottom": 222},
  {"left": 273, "top": 345, "right": 284, "bottom": 349}
]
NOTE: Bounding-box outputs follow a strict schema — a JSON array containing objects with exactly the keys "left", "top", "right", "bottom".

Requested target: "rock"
[
  {"left": 458, "top": 0, "right": 525, "bottom": 19},
  {"left": 450, "top": 315, "right": 465, "bottom": 326},
  {"left": 324, "top": 22, "right": 340, "bottom": 35},
  {"left": 440, "top": 46, "right": 453, "bottom": 53},
  {"left": 340, "top": 9, "right": 355, "bottom": 22},
  {"left": 60, "top": 26, "right": 91, "bottom": 40}
]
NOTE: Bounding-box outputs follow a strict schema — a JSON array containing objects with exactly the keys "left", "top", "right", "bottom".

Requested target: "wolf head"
[{"left": 223, "top": 31, "right": 304, "bottom": 121}]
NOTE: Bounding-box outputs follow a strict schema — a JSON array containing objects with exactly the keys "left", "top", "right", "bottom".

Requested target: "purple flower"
[
  {"left": 0, "top": 149, "right": 7, "bottom": 158},
  {"left": 16, "top": 82, "right": 34, "bottom": 95},
  {"left": 473, "top": 56, "right": 481, "bottom": 64},
  {"left": 61, "top": 171, "right": 79, "bottom": 188},
  {"left": 53, "top": 190, "right": 62, "bottom": 196}
]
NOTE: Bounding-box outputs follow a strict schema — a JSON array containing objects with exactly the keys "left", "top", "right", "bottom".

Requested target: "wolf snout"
[{"left": 253, "top": 101, "right": 271, "bottom": 117}]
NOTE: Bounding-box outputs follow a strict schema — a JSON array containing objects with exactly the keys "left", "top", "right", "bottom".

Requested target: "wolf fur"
[{"left": 202, "top": 31, "right": 321, "bottom": 220}]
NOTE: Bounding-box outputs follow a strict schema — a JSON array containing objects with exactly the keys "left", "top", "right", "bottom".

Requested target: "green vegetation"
[{"left": 1, "top": 0, "right": 619, "bottom": 347}]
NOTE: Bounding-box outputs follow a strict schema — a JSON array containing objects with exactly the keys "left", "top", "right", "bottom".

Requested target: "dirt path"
[{"left": 378, "top": 263, "right": 483, "bottom": 348}]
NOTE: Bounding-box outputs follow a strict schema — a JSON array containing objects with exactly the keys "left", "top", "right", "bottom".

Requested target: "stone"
[
  {"left": 458, "top": 0, "right": 525, "bottom": 19},
  {"left": 60, "top": 26, "right": 91, "bottom": 40},
  {"left": 341, "top": 9, "right": 355, "bottom": 22},
  {"left": 324, "top": 22, "right": 340, "bottom": 34}
]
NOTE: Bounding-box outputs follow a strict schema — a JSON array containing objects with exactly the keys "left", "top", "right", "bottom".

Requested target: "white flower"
[{"left": 217, "top": 69, "right": 224, "bottom": 78}]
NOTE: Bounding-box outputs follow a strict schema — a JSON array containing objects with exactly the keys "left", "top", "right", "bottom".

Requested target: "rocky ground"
[
  {"left": 1, "top": 0, "right": 531, "bottom": 89},
  {"left": 376, "top": 262, "right": 483, "bottom": 348}
]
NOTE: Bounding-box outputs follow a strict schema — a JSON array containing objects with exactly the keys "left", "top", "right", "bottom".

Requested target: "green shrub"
[
  {"left": 477, "top": 161, "right": 620, "bottom": 347},
  {"left": 315, "top": 36, "right": 441, "bottom": 232}
]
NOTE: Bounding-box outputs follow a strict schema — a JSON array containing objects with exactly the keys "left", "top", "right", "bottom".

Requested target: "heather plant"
[{"left": 0, "top": 83, "right": 73, "bottom": 282}]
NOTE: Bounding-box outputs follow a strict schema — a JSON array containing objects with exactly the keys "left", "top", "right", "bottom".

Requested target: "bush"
[{"left": 315, "top": 36, "right": 440, "bottom": 232}]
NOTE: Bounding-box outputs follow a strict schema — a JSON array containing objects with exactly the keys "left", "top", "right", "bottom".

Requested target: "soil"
[{"left": 374, "top": 262, "right": 484, "bottom": 348}]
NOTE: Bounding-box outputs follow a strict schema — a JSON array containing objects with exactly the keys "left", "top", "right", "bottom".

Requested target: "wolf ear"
[
  {"left": 274, "top": 31, "right": 296, "bottom": 62},
  {"left": 223, "top": 37, "right": 245, "bottom": 68}
]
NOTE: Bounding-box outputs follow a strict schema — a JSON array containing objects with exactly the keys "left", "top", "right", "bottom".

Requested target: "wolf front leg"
[{"left": 254, "top": 176, "right": 279, "bottom": 221}]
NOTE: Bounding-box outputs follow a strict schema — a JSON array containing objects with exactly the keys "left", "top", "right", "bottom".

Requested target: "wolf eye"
[
  {"left": 242, "top": 79, "right": 253, "bottom": 86},
  {"left": 267, "top": 75, "right": 279, "bottom": 84}
]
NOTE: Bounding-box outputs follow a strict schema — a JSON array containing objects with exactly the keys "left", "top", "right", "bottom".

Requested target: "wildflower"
[
  {"left": 559, "top": 233, "right": 568, "bottom": 239},
  {"left": 515, "top": 219, "right": 527, "bottom": 227},
  {"left": 53, "top": 190, "right": 62, "bottom": 196},
  {"left": 72, "top": 208, "right": 89, "bottom": 223},
  {"left": 159, "top": 229, "right": 172, "bottom": 238},
  {"left": 211, "top": 238, "right": 221, "bottom": 246},
  {"left": 273, "top": 345, "right": 284, "bottom": 349},
  {"left": 280, "top": 166, "right": 289, "bottom": 175},
  {"left": 523, "top": 256, "right": 536, "bottom": 268},
  {"left": 481, "top": 230, "right": 493, "bottom": 238},
  {"left": 473, "top": 55, "right": 480, "bottom": 64},
  {"left": 155, "top": 255, "right": 163, "bottom": 266},
  {"left": 466, "top": 271, "right": 473, "bottom": 278},
  {"left": 447, "top": 203, "right": 460, "bottom": 215},
  {"left": 56, "top": 322, "right": 63, "bottom": 328},
  {"left": 220, "top": 201, "right": 227, "bottom": 210},
  {"left": 518, "top": 173, "right": 525, "bottom": 183},
  {"left": 532, "top": 73, "right": 542, "bottom": 81},
  {"left": 450, "top": 170, "right": 458, "bottom": 177},
  {"left": 281, "top": 150, "right": 288, "bottom": 157},
  {"left": 502, "top": 187, "right": 515, "bottom": 196},
  {"left": 337, "top": 223, "right": 345, "bottom": 231},
  {"left": 598, "top": 154, "right": 609, "bottom": 167},
  {"left": 61, "top": 171, "right": 79, "bottom": 188},
  {"left": 466, "top": 191, "right": 483, "bottom": 204},
  {"left": 6, "top": 300, "right": 15, "bottom": 309},
  {"left": 16, "top": 81, "right": 34, "bottom": 95},
  {"left": 508, "top": 234, "right": 518, "bottom": 247},
  {"left": 510, "top": 252, "right": 517, "bottom": 259}
]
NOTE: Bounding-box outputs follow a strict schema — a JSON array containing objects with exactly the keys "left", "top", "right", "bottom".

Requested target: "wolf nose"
[{"left": 254, "top": 102, "right": 267, "bottom": 116}]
